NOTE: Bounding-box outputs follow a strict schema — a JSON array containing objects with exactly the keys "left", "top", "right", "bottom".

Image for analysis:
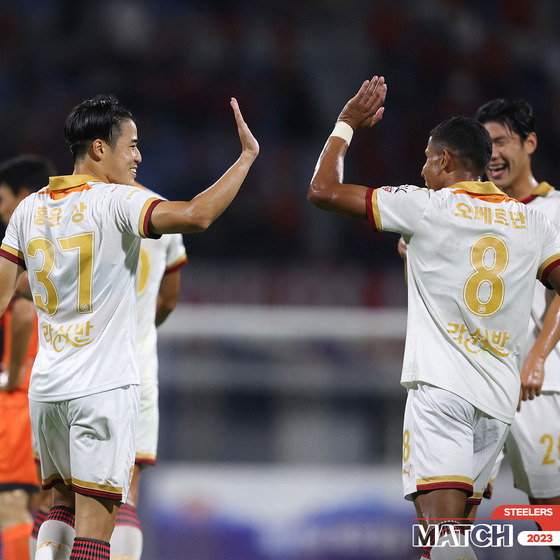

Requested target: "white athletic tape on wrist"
[{"left": 330, "top": 121, "right": 354, "bottom": 145}]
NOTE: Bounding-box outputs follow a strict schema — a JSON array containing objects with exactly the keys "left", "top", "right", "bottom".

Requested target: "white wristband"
[{"left": 330, "top": 121, "right": 354, "bottom": 145}]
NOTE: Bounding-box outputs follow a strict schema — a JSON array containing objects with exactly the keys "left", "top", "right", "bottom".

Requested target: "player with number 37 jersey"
[
  {"left": 368, "top": 181, "right": 560, "bottom": 424},
  {"left": 0, "top": 175, "right": 162, "bottom": 403}
]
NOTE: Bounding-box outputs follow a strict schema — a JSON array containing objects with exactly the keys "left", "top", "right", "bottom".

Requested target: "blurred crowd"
[{"left": 1, "top": 0, "right": 560, "bottom": 267}]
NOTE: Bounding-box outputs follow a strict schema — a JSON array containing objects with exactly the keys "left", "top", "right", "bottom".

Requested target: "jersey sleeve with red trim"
[
  {"left": 105, "top": 185, "right": 163, "bottom": 239},
  {"left": 366, "top": 185, "right": 429, "bottom": 239},
  {"left": 165, "top": 233, "right": 187, "bottom": 274},
  {"left": 537, "top": 215, "right": 560, "bottom": 288}
]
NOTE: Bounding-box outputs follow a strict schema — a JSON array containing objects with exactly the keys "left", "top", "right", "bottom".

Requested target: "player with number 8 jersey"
[
  {"left": 369, "top": 182, "right": 558, "bottom": 424},
  {"left": 308, "top": 75, "right": 560, "bottom": 560}
]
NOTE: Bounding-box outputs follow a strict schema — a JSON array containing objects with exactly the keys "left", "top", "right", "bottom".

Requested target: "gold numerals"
[
  {"left": 27, "top": 233, "right": 95, "bottom": 316},
  {"left": 464, "top": 235, "right": 509, "bottom": 317}
]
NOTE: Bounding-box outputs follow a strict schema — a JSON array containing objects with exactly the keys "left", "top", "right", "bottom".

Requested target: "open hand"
[
  {"left": 517, "top": 353, "right": 544, "bottom": 411},
  {"left": 231, "top": 98, "right": 259, "bottom": 159},
  {"left": 337, "top": 76, "right": 387, "bottom": 131}
]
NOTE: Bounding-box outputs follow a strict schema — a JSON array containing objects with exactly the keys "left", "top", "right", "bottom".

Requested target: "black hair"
[
  {"left": 0, "top": 154, "right": 55, "bottom": 194},
  {"left": 474, "top": 98, "right": 536, "bottom": 142},
  {"left": 63, "top": 95, "right": 134, "bottom": 162},
  {"left": 429, "top": 116, "right": 492, "bottom": 176}
]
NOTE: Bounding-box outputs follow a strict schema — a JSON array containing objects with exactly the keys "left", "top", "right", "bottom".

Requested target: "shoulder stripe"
[
  {"left": 539, "top": 256, "right": 560, "bottom": 288},
  {"left": 366, "top": 188, "right": 382, "bottom": 231},
  {"left": 0, "top": 244, "right": 25, "bottom": 268},
  {"left": 139, "top": 198, "right": 164, "bottom": 239}
]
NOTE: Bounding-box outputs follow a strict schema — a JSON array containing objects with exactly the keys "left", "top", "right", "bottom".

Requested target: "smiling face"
[
  {"left": 101, "top": 118, "right": 141, "bottom": 186},
  {"left": 482, "top": 121, "right": 534, "bottom": 195}
]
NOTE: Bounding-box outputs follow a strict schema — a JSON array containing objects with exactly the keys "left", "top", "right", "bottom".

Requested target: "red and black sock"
[
  {"left": 31, "top": 509, "right": 48, "bottom": 539},
  {"left": 69, "top": 537, "right": 110, "bottom": 560},
  {"left": 44, "top": 505, "right": 75, "bottom": 527},
  {"left": 115, "top": 503, "right": 141, "bottom": 530}
]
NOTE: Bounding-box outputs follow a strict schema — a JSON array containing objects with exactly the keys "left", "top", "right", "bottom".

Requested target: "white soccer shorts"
[
  {"left": 402, "top": 382, "right": 509, "bottom": 504},
  {"left": 500, "top": 391, "right": 560, "bottom": 498},
  {"left": 136, "top": 381, "right": 159, "bottom": 466},
  {"left": 29, "top": 384, "right": 139, "bottom": 503}
]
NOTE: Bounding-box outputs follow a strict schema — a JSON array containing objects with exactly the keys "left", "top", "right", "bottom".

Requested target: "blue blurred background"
[
  {"left": 1, "top": 1, "right": 559, "bottom": 558},
  {"left": 2, "top": 0, "right": 560, "bottom": 274}
]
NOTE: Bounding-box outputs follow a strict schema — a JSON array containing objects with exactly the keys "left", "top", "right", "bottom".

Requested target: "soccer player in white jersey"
[
  {"left": 0, "top": 94, "right": 258, "bottom": 560},
  {"left": 470, "top": 98, "right": 560, "bottom": 558},
  {"left": 110, "top": 198, "right": 187, "bottom": 560},
  {"left": 308, "top": 76, "right": 560, "bottom": 560},
  {"left": 28, "top": 198, "right": 187, "bottom": 559}
]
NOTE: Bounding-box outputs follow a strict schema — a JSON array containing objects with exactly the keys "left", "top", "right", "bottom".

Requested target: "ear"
[
  {"left": 90, "top": 139, "right": 106, "bottom": 161},
  {"left": 440, "top": 148, "right": 454, "bottom": 172},
  {"left": 524, "top": 131, "right": 537, "bottom": 156}
]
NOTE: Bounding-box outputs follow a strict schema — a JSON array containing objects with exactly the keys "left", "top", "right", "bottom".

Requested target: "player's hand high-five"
[
  {"left": 231, "top": 97, "right": 259, "bottom": 159},
  {"left": 337, "top": 76, "right": 387, "bottom": 131}
]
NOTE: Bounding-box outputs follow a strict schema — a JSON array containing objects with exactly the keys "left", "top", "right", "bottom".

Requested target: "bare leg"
[
  {"left": 413, "top": 489, "right": 470, "bottom": 528},
  {"left": 0, "top": 489, "right": 33, "bottom": 529},
  {"left": 74, "top": 493, "right": 119, "bottom": 542},
  {"left": 414, "top": 489, "right": 478, "bottom": 560},
  {"left": 0, "top": 489, "right": 33, "bottom": 560}
]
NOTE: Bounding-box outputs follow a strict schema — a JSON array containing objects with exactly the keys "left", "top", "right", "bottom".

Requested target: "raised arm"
[
  {"left": 308, "top": 76, "right": 387, "bottom": 220},
  {"left": 149, "top": 98, "right": 259, "bottom": 235}
]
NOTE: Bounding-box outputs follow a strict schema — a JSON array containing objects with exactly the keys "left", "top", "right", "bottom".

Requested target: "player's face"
[
  {"left": 0, "top": 183, "right": 21, "bottom": 225},
  {"left": 483, "top": 121, "right": 532, "bottom": 190},
  {"left": 421, "top": 139, "right": 445, "bottom": 191},
  {"left": 103, "top": 118, "right": 142, "bottom": 186}
]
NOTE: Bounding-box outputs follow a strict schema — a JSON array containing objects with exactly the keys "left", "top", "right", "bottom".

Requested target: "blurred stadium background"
[{"left": 1, "top": 0, "right": 560, "bottom": 558}]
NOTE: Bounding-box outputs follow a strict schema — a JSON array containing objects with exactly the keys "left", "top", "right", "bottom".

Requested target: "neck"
[
  {"left": 442, "top": 171, "right": 481, "bottom": 189},
  {"left": 499, "top": 172, "right": 539, "bottom": 201},
  {"left": 73, "top": 161, "right": 106, "bottom": 183}
]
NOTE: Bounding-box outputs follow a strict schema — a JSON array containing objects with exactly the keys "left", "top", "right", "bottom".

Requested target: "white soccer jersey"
[
  {"left": 137, "top": 230, "right": 187, "bottom": 385},
  {"left": 522, "top": 182, "right": 560, "bottom": 392},
  {"left": 367, "top": 181, "right": 560, "bottom": 423},
  {"left": 0, "top": 174, "right": 163, "bottom": 402}
]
